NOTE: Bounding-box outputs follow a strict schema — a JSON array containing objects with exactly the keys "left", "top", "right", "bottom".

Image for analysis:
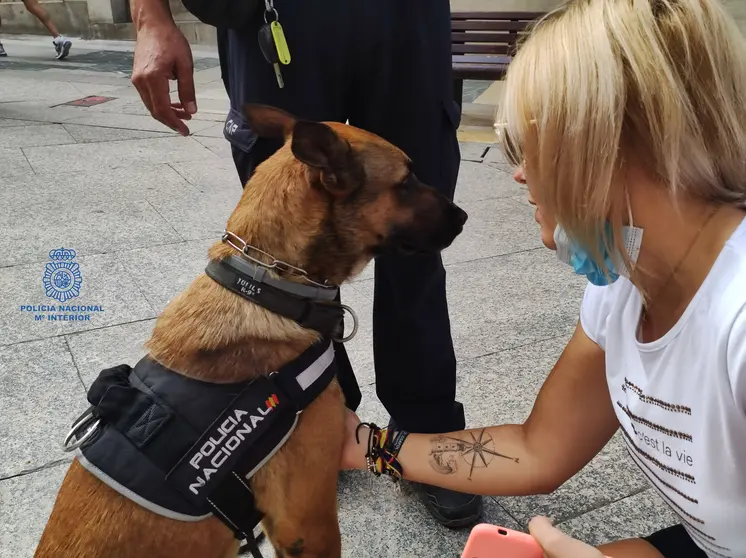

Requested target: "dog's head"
[{"left": 221, "top": 104, "right": 468, "bottom": 284}]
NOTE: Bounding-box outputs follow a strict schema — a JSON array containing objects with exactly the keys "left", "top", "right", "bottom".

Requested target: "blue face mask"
[{"left": 553, "top": 223, "right": 643, "bottom": 286}]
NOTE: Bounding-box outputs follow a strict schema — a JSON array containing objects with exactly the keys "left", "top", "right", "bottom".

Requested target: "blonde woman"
[{"left": 341, "top": 1, "right": 746, "bottom": 556}]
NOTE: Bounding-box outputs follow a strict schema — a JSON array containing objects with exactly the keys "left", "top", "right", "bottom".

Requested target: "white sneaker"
[{"left": 53, "top": 36, "right": 72, "bottom": 60}]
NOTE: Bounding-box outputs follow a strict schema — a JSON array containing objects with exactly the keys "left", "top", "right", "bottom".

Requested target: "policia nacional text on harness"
[{"left": 63, "top": 230, "right": 358, "bottom": 557}]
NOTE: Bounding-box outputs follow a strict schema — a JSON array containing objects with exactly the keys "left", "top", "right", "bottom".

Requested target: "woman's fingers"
[{"left": 529, "top": 516, "right": 605, "bottom": 558}]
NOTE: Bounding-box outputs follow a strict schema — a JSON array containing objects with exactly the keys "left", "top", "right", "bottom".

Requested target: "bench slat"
[
  {"left": 453, "top": 43, "right": 512, "bottom": 55},
  {"left": 450, "top": 12, "right": 546, "bottom": 107},
  {"left": 452, "top": 20, "right": 530, "bottom": 31},
  {"left": 451, "top": 31, "right": 523, "bottom": 43},
  {"left": 451, "top": 11, "right": 544, "bottom": 20},
  {"left": 453, "top": 54, "right": 512, "bottom": 65}
]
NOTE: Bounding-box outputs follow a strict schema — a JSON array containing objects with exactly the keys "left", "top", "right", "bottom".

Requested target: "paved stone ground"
[{"left": 0, "top": 35, "right": 677, "bottom": 558}]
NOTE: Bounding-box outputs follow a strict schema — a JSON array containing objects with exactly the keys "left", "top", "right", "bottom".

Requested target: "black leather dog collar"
[{"left": 205, "top": 256, "right": 345, "bottom": 339}]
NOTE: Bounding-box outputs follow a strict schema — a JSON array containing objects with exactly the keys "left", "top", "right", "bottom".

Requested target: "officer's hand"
[
  {"left": 132, "top": 21, "right": 196, "bottom": 136},
  {"left": 340, "top": 409, "right": 367, "bottom": 470},
  {"left": 529, "top": 517, "right": 606, "bottom": 558}
]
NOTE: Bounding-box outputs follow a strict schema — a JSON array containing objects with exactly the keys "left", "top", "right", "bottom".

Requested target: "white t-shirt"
[{"left": 580, "top": 217, "right": 746, "bottom": 558}]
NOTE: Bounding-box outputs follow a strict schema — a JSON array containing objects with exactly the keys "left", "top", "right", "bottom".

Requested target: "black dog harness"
[{"left": 64, "top": 241, "right": 353, "bottom": 553}]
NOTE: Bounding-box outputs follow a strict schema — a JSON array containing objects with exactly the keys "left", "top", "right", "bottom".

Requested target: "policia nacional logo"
[{"left": 43, "top": 247, "right": 82, "bottom": 303}]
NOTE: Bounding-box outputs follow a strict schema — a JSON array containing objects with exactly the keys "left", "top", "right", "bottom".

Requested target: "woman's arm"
[{"left": 344, "top": 321, "right": 620, "bottom": 496}]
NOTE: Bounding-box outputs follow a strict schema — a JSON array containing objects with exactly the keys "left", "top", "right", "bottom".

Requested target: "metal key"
[
  {"left": 258, "top": 1, "right": 291, "bottom": 89},
  {"left": 258, "top": 22, "right": 284, "bottom": 88}
]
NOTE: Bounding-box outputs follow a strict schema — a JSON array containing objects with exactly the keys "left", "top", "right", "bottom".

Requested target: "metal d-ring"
[
  {"left": 62, "top": 410, "right": 101, "bottom": 452},
  {"left": 333, "top": 304, "right": 359, "bottom": 343}
]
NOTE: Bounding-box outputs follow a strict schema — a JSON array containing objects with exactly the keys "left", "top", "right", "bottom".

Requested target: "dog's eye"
[{"left": 397, "top": 174, "right": 414, "bottom": 190}]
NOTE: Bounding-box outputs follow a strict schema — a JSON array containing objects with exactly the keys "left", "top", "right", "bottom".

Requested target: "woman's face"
[{"left": 513, "top": 165, "right": 557, "bottom": 250}]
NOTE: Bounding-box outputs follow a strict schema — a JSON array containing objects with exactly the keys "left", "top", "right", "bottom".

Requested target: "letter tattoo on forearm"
[{"left": 428, "top": 429, "right": 519, "bottom": 480}]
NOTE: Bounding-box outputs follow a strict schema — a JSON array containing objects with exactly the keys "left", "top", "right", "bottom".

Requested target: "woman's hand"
[
  {"left": 529, "top": 516, "right": 605, "bottom": 558},
  {"left": 340, "top": 409, "right": 368, "bottom": 470}
]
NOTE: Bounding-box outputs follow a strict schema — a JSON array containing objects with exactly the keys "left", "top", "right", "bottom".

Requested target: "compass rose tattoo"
[{"left": 428, "top": 429, "right": 519, "bottom": 479}]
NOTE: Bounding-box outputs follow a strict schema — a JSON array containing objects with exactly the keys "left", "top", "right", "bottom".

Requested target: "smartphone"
[{"left": 461, "top": 524, "right": 544, "bottom": 558}]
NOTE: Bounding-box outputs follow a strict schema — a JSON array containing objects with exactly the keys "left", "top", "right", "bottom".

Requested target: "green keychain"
[{"left": 270, "top": 20, "right": 291, "bottom": 65}]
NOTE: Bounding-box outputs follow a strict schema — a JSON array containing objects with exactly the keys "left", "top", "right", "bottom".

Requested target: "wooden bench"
[{"left": 451, "top": 11, "right": 546, "bottom": 109}]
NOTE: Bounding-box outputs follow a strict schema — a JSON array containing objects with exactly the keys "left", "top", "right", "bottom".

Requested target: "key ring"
[{"left": 264, "top": 0, "right": 278, "bottom": 23}]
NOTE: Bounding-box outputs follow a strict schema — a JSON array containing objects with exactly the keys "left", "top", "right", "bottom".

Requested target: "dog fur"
[{"left": 35, "top": 104, "right": 467, "bottom": 558}]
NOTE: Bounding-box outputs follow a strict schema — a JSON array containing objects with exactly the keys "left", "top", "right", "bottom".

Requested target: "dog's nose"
[{"left": 455, "top": 206, "right": 468, "bottom": 227}]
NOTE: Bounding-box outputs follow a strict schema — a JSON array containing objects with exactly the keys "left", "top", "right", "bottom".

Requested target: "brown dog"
[{"left": 35, "top": 104, "right": 467, "bottom": 558}]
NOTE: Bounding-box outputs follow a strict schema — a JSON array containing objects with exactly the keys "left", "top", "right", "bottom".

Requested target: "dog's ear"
[
  {"left": 242, "top": 103, "right": 297, "bottom": 139},
  {"left": 291, "top": 121, "right": 364, "bottom": 196}
]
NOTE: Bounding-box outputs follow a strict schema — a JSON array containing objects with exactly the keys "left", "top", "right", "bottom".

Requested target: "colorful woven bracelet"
[{"left": 356, "top": 422, "right": 409, "bottom": 482}]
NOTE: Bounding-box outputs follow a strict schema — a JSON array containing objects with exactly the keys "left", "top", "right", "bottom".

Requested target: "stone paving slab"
[
  {"left": 0, "top": 123, "right": 76, "bottom": 149},
  {"left": 0, "top": 196, "right": 182, "bottom": 268},
  {"left": 194, "top": 136, "right": 233, "bottom": 158},
  {"left": 22, "top": 135, "right": 221, "bottom": 175},
  {"left": 192, "top": 122, "right": 229, "bottom": 138},
  {"left": 0, "top": 101, "right": 99, "bottom": 124},
  {"left": 444, "top": 197, "right": 543, "bottom": 266},
  {"left": 376, "top": 249, "right": 587, "bottom": 362},
  {"left": 116, "top": 239, "right": 215, "bottom": 314},
  {"left": 59, "top": 111, "right": 218, "bottom": 134},
  {"left": 0, "top": 118, "right": 46, "bottom": 128},
  {"left": 335, "top": 472, "right": 521, "bottom": 557},
  {"left": 558, "top": 488, "right": 677, "bottom": 546},
  {"left": 0, "top": 164, "right": 197, "bottom": 208},
  {"left": 337, "top": 288, "right": 374, "bottom": 382},
  {"left": 0, "top": 338, "right": 81, "bottom": 478},
  {"left": 0, "top": 147, "right": 34, "bottom": 180},
  {"left": 459, "top": 142, "right": 490, "bottom": 163},
  {"left": 0, "top": 253, "right": 156, "bottom": 346},
  {"left": 498, "top": 431, "right": 651, "bottom": 526},
  {"left": 0, "top": 463, "right": 69, "bottom": 558},
  {"left": 143, "top": 185, "right": 242, "bottom": 241},
  {"left": 0, "top": 76, "right": 86, "bottom": 104},
  {"left": 167, "top": 157, "right": 243, "bottom": 192},
  {"left": 62, "top": 123, "right": 171, "bottom": 143},
  {"left": 65, "top": 319, "right": 155, "bottom": 389},
  {"left": 454, "top": 160, "right": 523, "bottom": 204},
  {"left": 484, "top": 145, "right": 513, "bottom": 175}
]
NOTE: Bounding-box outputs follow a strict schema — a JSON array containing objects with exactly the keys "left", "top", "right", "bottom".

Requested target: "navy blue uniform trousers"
[{"left": 217, "top": 0, "right": 465, "bottom": 433}]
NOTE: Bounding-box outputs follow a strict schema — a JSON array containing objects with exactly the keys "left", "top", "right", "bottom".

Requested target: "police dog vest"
[{"left": 75, "top": 339, "right": 337, "bottom": 539}]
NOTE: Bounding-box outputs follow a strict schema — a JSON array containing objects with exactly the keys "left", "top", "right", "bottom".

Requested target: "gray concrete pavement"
[{"left": 0, "top": 35, "right": 675, "bottom": 557}]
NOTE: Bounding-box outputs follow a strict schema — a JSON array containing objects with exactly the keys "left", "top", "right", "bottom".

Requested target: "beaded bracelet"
[{"left": 356, "top": 422, "right": 409, "bottom": 482}]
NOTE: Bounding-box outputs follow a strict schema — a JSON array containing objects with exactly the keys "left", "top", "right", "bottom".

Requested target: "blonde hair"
[{"left": 497, "top": 0, "right": 746, "bottom": 269}]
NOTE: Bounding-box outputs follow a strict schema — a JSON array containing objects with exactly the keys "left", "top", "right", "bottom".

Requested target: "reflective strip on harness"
[{"left": 75, "top": 339, "right": 337, "bottom": 539}]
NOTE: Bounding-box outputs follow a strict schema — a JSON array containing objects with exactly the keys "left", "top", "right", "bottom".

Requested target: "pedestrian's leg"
[
  {"left": 216, "top": 1, "right": 362, "bottom": 411},
  {"left": 0, "top": 15, "right": 6, "bottom": 57},
  {"left": 348, "top": 0, "right": 482, "bottom": 528},
  {"left": 22, "top": 0, "right": 72, "bottom": 59},
  {"left": 21, "top": 0, "right": 59, "bottom": 36}
]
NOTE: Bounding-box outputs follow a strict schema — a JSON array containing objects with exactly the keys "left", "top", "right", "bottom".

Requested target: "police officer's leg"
[
  {"left": 216, "top": 2, "right": 361, "bottom": 412},
  {"left": 348, "top": 0, "right": 482, "bottom": 528}
]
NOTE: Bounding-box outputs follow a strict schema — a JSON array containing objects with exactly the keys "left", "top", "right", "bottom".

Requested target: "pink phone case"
[{"left": 461, "top": 524, "right": 544, "bottom": 558}]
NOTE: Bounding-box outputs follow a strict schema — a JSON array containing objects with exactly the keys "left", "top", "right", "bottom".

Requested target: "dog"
[{"left": 35, "top": 104, "right": 468, "bottom": 558}]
